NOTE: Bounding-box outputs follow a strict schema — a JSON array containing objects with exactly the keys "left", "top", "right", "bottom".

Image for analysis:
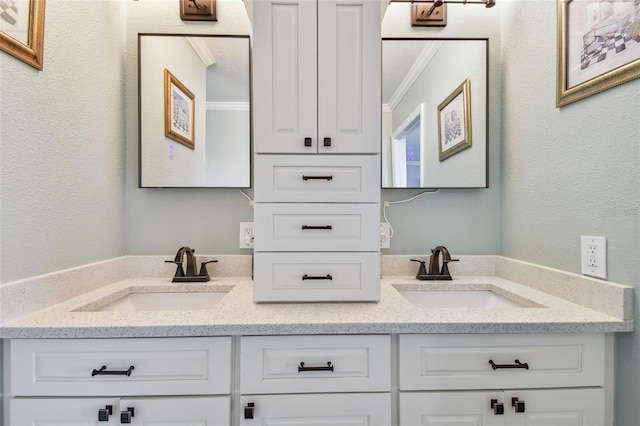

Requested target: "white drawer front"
[
  {"left": 241, "top": 335, "right": 390, "bottom": 394},
  {"left": 254, "top": 155, "right": 380, "bottom": 202},
  {"left": 399, "top": 333, "right": 605, "bottom": 390},
  {"left": 239, "top": 393, "right": 391, "bottom": 426},
  {"left": 254, "top": 203, "right": 379, "bottom": 251},
  {"left": 9, "top": 337, "right": 232, "bottom": 396},
  {"left": 253, "top": 252, "right": 380, "bottom": 302}
]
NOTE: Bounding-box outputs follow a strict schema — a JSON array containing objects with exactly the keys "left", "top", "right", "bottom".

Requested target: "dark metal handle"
[
  {"left": 120, "top": 407, "right": 135, "bottom": 423},
  {"left": 298, "top": 362, "right": 334, "bottom": 372},
  {"left": 489, "top": 359, "right": 529, "bottom": 370},
  {"left": 98, "top": 405, "right": 113, "bottom": 422},
  {"left": 304, "top": 137, "right": 312, "bottom": 147},
  {"left": 491, "top": 399, "right": 504, "bottom": 415},
  {"left": 512, "top": 397, "right": 526, "bottom": 413},
  {"left": 301, "top": 225, "right": 333, "bottom": 230},
  {"left": 244, "top": 402, "right": 255, "bottom": 419},
  {"left": 323, "top": 137, "right": 332, "bottom": 147},
  {"left": 302, "top": 175, "right": 333, "bottom": 181},
  {"left": 302, "top": 274, "right": 333, "bottom": 281},
  {"left": 91, "top": 365, "right": 135, "bottom": 377}
]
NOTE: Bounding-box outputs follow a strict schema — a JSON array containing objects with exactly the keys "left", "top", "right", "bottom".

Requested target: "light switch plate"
[
  {"left": 581, "top": 236, "right": 607, "bottom": 279},
  {"left": 180, "top": 0, "right": 217, "bottom": 21}
]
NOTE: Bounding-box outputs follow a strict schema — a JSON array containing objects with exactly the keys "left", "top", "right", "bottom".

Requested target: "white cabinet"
[
  {"left": 253, "top": 0, "right": 380, "bottom": 154},
  {"left": 239, "top": 335, "right": 392, "bottom": 425},
  {"left": 6, "top": 337, "right": 232, "bottom": 425},
  {"left": 398, "top": 333, "right": 608, "bottom": 426},
  {"left": 251, "top": 0, "right": 381, "bottom": 302}
]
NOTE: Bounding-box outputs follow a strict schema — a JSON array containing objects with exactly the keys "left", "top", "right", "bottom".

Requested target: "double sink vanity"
[{"left": 0, "top": 254, "right": 633, "bottom": 425}]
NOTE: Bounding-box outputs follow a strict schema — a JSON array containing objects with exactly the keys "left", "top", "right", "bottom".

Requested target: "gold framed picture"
[
  {"left": 557, "top": 0, "right": 640, "bottom": 107},
  {"left": 0, "top": 0, "right": 45, "bottom": 70},
  {"left": 164, "top": 68, "right": 195, "bottom": 150},
  {"left": 437, "top": 79, "right": 472, "bottom": 161}
]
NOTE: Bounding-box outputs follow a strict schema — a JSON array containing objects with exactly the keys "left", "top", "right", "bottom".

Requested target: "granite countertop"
[{"left": 0, "top": 274, "right": 632, "bottom": 338}]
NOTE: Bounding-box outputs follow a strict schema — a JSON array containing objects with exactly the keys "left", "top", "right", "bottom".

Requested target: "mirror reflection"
[
  {"left": 139, "top": 34, "right": 251, "bottom": 188},
  {"left": 382, "top": 38, "right": 488, "bottom": 188}
]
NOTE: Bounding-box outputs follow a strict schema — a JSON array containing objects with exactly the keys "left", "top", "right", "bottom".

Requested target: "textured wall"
[
  {"left": 499, "top": 1, "right": 640, "bottom": 424},
  {"left": 381, "top": 2, "right": 502, "bottom": 255},
  {"left": 0, "top": 0, "right": 127, "bottom": 282}
]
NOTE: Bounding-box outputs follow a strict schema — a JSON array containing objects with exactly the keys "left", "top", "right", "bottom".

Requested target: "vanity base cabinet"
[
  {"left": 10, "top": 396, "right": 230, "bottom": 425},
  {"left": 400, "top": 389, "right": 604, "bottom": 426}
]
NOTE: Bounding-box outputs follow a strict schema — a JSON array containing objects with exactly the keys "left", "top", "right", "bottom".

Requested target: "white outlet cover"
[{"left": 581, "top": 236, "right": 607, "bottom": 279}]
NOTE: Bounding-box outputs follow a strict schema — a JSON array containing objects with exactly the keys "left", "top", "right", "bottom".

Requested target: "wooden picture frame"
[
  {"left": 164, "top": 68, "right": 195, "bottom": 149},
  {"left": 0, "top": 0, "right": 45, "bottom": 70},
  {"left": 557, "top": 0, "right": 640, "bottom": 107},
  {"left": 437, "top": 79, "right": 472, "bottom": 161}
]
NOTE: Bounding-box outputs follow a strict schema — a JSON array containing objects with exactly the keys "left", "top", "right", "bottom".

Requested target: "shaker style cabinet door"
[
  {"left": 10, "top": 398, "right": 120, "bottom": 425},
  {"left": 503, "top": 389, "right": 604, "bottom": 426},
  {"left": 252, "top": 0, "right": 380, "bottom": 154},
  {"left": 400, "top": 391, "right": 504, "bottom": 426}
]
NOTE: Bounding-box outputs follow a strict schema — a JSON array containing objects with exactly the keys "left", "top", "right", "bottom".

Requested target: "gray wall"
[
  {"left": 499, "top": 1, "right": 640, "bottom": 424},
  {"left": 0, "top": 0, "right": 127, "bottom": 282}
]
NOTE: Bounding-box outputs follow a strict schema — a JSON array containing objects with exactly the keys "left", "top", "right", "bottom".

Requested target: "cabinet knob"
[
  {"left": 323, "top": 137, "right": 332, "bottom": 147},
  {"left": 512, "top": 397, "right": 526, "bottom": 413},
  {"left": 244, "top": 402, "right": 255, "bottom": 419},
  {"left": 490, "top": 399, "right": 504, "bottom": 415},
  {"left": 120, "top": 407, "right": 135, "bottom": 423},
  {"left": 304, "top": 137, "right": 313, "bottom": 147},
  {"left": 98, "top": 405, "right": 113, "bottom": 421}
]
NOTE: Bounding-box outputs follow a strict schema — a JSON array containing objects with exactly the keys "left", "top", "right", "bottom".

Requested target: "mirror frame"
[
  {"left": 138, "top": 33, "right": 252, "bottom": 189},
  {"left": 381, "top": 37, "right": 489, "bottom": 189}
]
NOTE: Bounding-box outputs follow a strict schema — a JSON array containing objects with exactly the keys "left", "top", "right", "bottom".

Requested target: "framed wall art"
[
  {"left": 437, "top": 78, "right": 472, "bottom": 161},
  {"left": 0, "top": 0, "right": 45, "bottom": 70},
  {"left": 557, "top": 0, "right": 640, "bottom": 107},
  {"left": 164, "top": 68, "right": 195, "bottom": 149}
]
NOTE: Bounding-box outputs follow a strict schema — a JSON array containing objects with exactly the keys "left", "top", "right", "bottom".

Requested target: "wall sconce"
[{"left": 409, "top": 0, "right": 495, "bottom": 27}]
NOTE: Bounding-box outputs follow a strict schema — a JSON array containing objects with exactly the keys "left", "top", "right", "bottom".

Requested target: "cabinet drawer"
[
  {"left": 399, "top": 333, "right": 605, "bottom": 390},
  {"left": 241, "top": 335, "right": 390, "bottom": 394},
  {"left": 253, "top": 252, "right": 380, "bottom": 302},
  {"left": 254, "top": 203, "right": 379, "bottom": 251},
  {"left": 239, "top": 393, "right": 391, "bottom": 425},
  {"left": 9, "top": 337, "right": 232, "bottom": 396},
  {"left": 254, "top": 155, "right": 380, "bottom": 202}
]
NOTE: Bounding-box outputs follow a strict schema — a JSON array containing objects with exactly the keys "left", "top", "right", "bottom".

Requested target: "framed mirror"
[
  {"left": 382, "top": 38, "right": 488, "bottom": 189},
  {"left": 139, "top": 34, "right": 251, "bottom": 188}
]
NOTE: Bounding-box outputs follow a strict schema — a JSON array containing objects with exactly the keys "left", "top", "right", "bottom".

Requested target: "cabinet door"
[
  {"left": 121, "top": 396, "right": 230, "bottom": 425},
  {"left": 240, "top": 393, "right": 390, "bottom": 426},
  {"left": 318, "top": 0, "right": 380, "bottom": 154},
  {"left": 400, "top": 391, "right": 504, "bottom": 426},
  {"left": 253, "top": 0, "right": 317, "bottom": 153},
  {"left": 11, "top": 397, "right": 120, "bottom": 425},
  {"left": 504, "top": 389, "right": 604, "bottom": 426}
]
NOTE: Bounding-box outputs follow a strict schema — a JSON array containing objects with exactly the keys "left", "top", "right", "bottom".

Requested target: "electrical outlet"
[
  {"left": 380, "top": 223, "right": 391, "bottom": 249},
  {"left": 581, "top": 236, "right": 607, "bottom": 279},
  {"left": 239, "top": 222, "right": 254, "bottom": 249}
]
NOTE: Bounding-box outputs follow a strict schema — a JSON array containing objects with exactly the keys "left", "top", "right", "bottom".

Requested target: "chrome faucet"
[
  {"left": 165, "top": 246, "right": 217, "bottom": 282},
  {"left": 411, "top": 245, "right": 458, "bottom": 280}
]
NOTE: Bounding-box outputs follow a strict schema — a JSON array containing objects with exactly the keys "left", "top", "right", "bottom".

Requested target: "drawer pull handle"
[
  {"left": 302, "top": 175, "right": 333, "bottom": 181},
  {"left": 98, "top": 405, "right": 113, "bottom": 422},
  {"left": 120, "top": 407, "right": 135, "bottom": 423},
  {"left": 304, "top": 137, "right": 312, "bottom": 147},
  {"left": 244, "top": 402, "right": 255, "bottom": 419},
  {"left": 512, "top": 397, "right": 526, "bottom": 413},
  {"left": 298, "top": 361, "right": 334, "bottom": 372},
  {"left": 301, "top": 225, "right": 333, "bottom": 230},
  {"left": 302, "top": 274, "right": 333, "bottom": 281},
  {"left": 323, "top": 137, "right": 332, "bottom": 147},
  {"left": 490, "top": 399, "right": 504, "bottom": 415},
  {"left": 488, "top": 359, "right": 529, "bottom": 370},
  {"left": 91, "top": 365, "right": 135, "bottom": 377}
]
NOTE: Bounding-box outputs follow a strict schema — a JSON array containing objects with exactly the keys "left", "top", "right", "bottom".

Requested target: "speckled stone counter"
[{"left": 0, "top": 272, "right": 633, "bottom": 338}]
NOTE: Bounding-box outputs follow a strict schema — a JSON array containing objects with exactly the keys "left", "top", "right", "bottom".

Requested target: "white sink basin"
[
  {"left": 396, "top": 289, "right": 527, "bottom": 309},
  {"left": 94, "top": 291, "right": 229, "bottom": 312}
]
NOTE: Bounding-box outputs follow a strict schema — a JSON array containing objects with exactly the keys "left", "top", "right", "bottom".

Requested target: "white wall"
[
  {"left": 499, "top": 1, "right": 640, "bottom": 424},
  {"left": 0, "top": 0, "right": 127, "bottom": 282}
]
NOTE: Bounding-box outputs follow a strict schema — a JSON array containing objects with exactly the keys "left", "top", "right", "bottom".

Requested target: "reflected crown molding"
[
  {"left": 187, "top": 37, "right": 217, "bottom": 66},
  {"left": 387, "top": 41, "right": 442, "bottom": 111}
]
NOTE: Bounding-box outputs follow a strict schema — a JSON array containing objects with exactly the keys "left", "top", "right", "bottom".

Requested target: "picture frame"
[
  {"left": 557, "top": 0, "right": 640, "bottom": 107},
  {"left": 164, "top": 68, "right": 195, "bottom": 149},
  {"left": 437, "top": 79, "right": 472, "bottom": 161},
  {"left": 0, "top": 0, "right": 45, "bottom": 70}
]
